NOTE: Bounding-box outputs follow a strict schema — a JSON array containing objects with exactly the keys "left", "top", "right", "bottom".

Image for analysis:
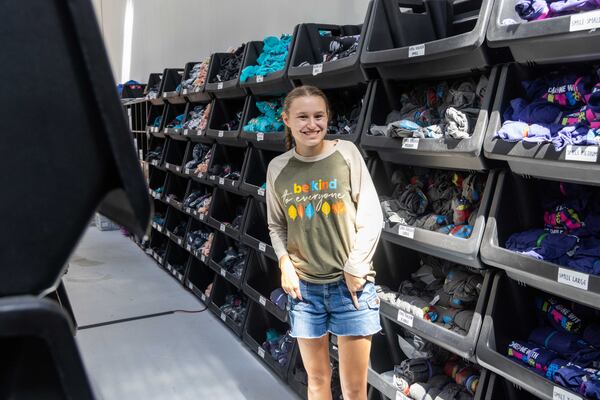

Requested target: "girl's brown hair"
[{"left": 282, "top": 85, "right": 331, "bottom": 150}]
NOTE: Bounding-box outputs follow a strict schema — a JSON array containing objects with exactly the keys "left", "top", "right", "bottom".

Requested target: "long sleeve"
[
  {"left": 266, "top": 162, "right": 289, "bottom": 261},
  {"left": 343, "top": 144, "right": 383, "bottom": 278}
]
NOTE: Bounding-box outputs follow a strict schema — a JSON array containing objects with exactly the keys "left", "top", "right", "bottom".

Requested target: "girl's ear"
[{"left": 282, "top": 111, "right": 291, "bottom": 128}]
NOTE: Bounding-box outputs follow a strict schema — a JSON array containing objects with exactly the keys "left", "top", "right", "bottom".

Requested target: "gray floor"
[{"left": 65, "top": 227, "right": 300, "bottom": 400}]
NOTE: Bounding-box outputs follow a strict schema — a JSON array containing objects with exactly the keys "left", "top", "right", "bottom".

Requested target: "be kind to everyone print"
[{"left": 281, "top": 178, "right": 346, "bottom": 221}]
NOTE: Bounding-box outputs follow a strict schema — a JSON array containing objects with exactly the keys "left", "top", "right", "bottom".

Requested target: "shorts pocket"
[{"left": 366, "top": 295, "right": 380, "bottom": 310}]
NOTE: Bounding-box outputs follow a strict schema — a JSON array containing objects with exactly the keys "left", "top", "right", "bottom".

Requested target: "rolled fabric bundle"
[
  {"left": 443, "top": 269, "right": 482, "bottom": 309},
  {"left": 394, "top": 358, "right": 441, "bottom": 392},
  {"left": 435, "top": 383, "right": 464, "bottom": 400},
  {"left": 507, "top": 340, "right": 558, "bottom": 373},
  {"left": 554, "top": 364, "right": 592, "bottom": 391},
  {"left": 546, "top": 358, "right": 569, "bottom": 380},
  {"left": 580, "top": 378, "right": 600, "bottom": 400},
  {"left": 529, "top": 327, "right": 600, "bottom": 366}
]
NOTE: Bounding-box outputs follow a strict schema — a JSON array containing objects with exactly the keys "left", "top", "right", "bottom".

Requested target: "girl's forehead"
[{"left": 289, "top": 96, "right": 327, "bottom": 113}]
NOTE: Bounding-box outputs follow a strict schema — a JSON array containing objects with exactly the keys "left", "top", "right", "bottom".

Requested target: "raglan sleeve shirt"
[{"left": 266, "top": 160, "right": 289, "bottom": 261}]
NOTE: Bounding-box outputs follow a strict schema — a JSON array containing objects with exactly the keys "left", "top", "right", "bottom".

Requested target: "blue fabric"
[
  {"left": 242, "top": 98, "right": 285, "bottom": 133},
  {"left": 580, "top": 378, "right": 600, "bottom": 399},
  {"left": 503, "top": 98, "right": 563, "bottom": 124},
  {"left": 240, "top": 34, "right": 292, "bottom": 82},
  {"left": 568, "top": 237, "right": 600, "bottom": 274},
  {"left": 495, "top": 120, "right": 559, "bottom": 142},
  {"left": 505, "top": 229, "right": 578, "bottom": 261},
  {"left": 535, "top": 297, "right": 583, "bottom": 334},
  {"left": 515, "top": 0, "right": 550, "bottom": 20},
  {"left": 583, "top": 324, "right": 600, "bottom": 348},
  {"left": 554, "top": 364, "right": 590, "bottom": 390},
  {"left": 552, "top": 125, "right": 597, "bottom": 151},
  {"left": 529, "top": 327, "right": 600, "bottom": 365}
]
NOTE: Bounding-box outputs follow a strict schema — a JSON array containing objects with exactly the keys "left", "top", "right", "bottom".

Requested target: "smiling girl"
[{"left": 266, "top": 85, "right": 383, "bottom": 400}]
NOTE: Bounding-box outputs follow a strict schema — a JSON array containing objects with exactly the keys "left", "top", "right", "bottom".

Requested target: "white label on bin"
[
  {"left": 184, "top": 129, "right": 189, "bottom": 135},
  {"left": 218, "top": 130, "right": 224, "bottom": 137},
  {"left": 570, "top": 10, "right": 600, "bottom": 32},
  {"left": 198, "top": 173, "right": 204, "bottom": 179},
  {"left": 186, "top": 245, "right": 191, "bottom": 252},
  {"left": 220, "top": 223, "right": 226, "bottom": 232},
  {"left": 167, "top": 264, "right": 172, "bottom": 271},
  {"left": 176, "top": 166, "right": 181, "bottom": 172},
  {"left": 219, "top": 178, "right": 225, "bottom": 185},
  {"left": 163, "top": 93, "right": 168, "bottom": 98},
  {"left": 553, "top": 386, "right": 583, "bottom": 400},
  {"left": 201, "top": 294, "right": 207, "bottom": 302},
  {"left": 178, "top": 273, "right": 183, "bottom": 281},
  {"left": 210, "top": 175, "right": 216, "bottom": 181},
  {"left": 152, "top": 160, "right": 158, "bottom": 166},
  {"left": 183, "top": 89, "right": 188, "bottom": 95},
  {"left": 185, "top": 169, "right": 190, "bottom": 175},
  {"left": 177, "top": 238, "right": 182, "bottom": 245},
  {"left": 165, "top": 163, "right": 171, "bottom": 169},
  {"left": 258, "top": 188, "right": 265, "bottom": 197},
  {"left": 397, "top": 225, "right": 415, "bottom": 239},
  {"left": 258, "top": 347, "right": 266, "bottom": 358},
  {"left": 396, "top": 392, "right": 411, "bottom": 400},
  {"left": 397, "top": 309, "right": 414, "bottom": 327},
  {"left": 408, "top": 44, "right": 425, "bottom": 58},
  {"left": 259, "top": 242, "right": 267, "bottom": 252},
  {"left": 199, "top": 214, "right": 205, "bottom": 221},
  {"left": 221, "top": 312, "right": 227, "bottom": 321},
  {"left": 312, "top": 63, "right": 323, "bottom": 76},
  {"left": 558, "top": 268, "right": 589, "bottom": 290},
  {"left": 565, "top": 145, "right": 598, "bottom": 162},
  {"left": 257, "top": 133, "right": 264, "bottom": 141},
  {"left": 188, "top": 282, "right": 193, "bottom": 290},
  {"left": 217, "top": 82, "right": 224, "bottom": 90},
  {"left": 157, "top": 225, "right": 163, "bottom": 232},
  {"left": 139, "top": 150, "right": 143, "bottom": 159},
  {"left": 402, "top": 138, "right": 419, "bottom": 150},
  {"left": 220, "top": 268, "right": 226, "bottom": 277},
  {"left": 259, "top": 296, "right": 267, "bottom": 306},
  {"left": 201, "top": 255, "right": 207, "bottom": 262},
  {"left": 256, "top": 75, "right": 264, "bottom": 83}
]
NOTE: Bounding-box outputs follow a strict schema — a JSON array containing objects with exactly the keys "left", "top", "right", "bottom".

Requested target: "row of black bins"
[{"left": 144, "top": 0, "right": 600, "bottom": 105}]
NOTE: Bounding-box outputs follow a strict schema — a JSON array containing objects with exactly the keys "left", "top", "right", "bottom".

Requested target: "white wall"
[{"left": 92, "top": 0, "right": 370, "bottom": 83}]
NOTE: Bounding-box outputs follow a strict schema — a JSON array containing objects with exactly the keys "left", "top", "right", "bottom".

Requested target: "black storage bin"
[
  {"left": 371, "top": 159, "right": 497, "bottom": 269},
  {"left": 476, "top": 272, "right": 600, "bottom": 400},
  {"left": 146, "top": 103, "right": 166, "bottom": 136},
  {"left": 206, "top": 97, "right": 248, "bottom": 146},
  {"left": 240, "top": 147, "right": 279, "bottom": 199},
  {"left": 150, "top": 198, "right": 168, "bottom": 232},
  {"left": 146, "top": 136, "right": 167, "bottom": 169},
  {"left": 241, "top": 198, "right": 277, "bottom": 261},
  {"left": 184, "top": 217, "right": 214, "bottom": 262},
  {"left": 149, "top": 230, "right": 169, "bottom": 266},
  {"left": 361, "top": 67, "right": 498, "bottom": 171},
  {"left": 239, "top": 94, "right": 287, "bottom": 151},
  {"left": 483, "top": 373, "right": 540, "bottom": 400},
  {"left": 183, "top": 142, "right": 215, "bottom": 184},
  {"left": 146, "top": 72, "right": 164, "bottom": 105},
  {"left": 484, "top": 63, "right": 600, "bottom": 186},
  {"left": 209, "top": 276, "right": 249, "bottom": 336},
  {"left": 148, "top": 167, "right": 167, "bottom": 200},
  {"left": 207, "top": 144, "right": 249, "bottom": 192},
  {"left": 182, "top": 101, "right": 214, "bottom": 144},
  {"left": 361, "top": 0, "right": 498, "bottom": 80},
  {"left": 163, "top": 138, "right": 188, "bottom": 176},
  {"left": 288, "top": 3, "right": 373, "bottom": 88},
  {"left": 323, "top": 82, "right": 372, "bottom": 147},
  {"left": 480, "top": 171, "right": 600, "bottom": 309},
  {"left": 181, "top": 180, "right": 214, "bottom": 219},
  {"left": 121, "top": 82, "right": 146, "bottom": 99},
  {"left": 185, "top": 255, "right": 216, "bottom": 304},
  {"left": 160, "top": 68, "right": 185, "bottom": 103},
  {"left": 205, "top": 46, "right": 248, "bottom": 99},
  {"left": 165, "top": 240, "right": 190, "bottom": 283},
  {"left": 239, "top": 28, "right": 298, "bottom": 96},
  {"left": 486, "top": 0, "right": 600, "bottom": 63},
  {"left": 242, "top": 251, "right": 288, "bottom": 322},
  {"left": 209, "top": 232, "right": 250, "bottom": 288},
  {"left": 163, "top": 173, "right": 188, "bottom": 210},
  {"left": 208, "top": 189, "right": 248, "bottom": 240},
  {"left": 374, "top": 239, "right": 491, "bottom": 360},
  {"left": 164, "top": 207, "right": 189, "bottom": 248},
  {"left": 242, "top": 300, "right": 294, "bottom": 379},
  {"left": 163, "top": 102, "right": 187, "bottom": 138},
  {"left": 181, "top": 61, "right": 212, "bottom": 102}
]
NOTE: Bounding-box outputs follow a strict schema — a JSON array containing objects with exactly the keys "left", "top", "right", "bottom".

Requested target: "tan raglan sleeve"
[
  {"left": 266, "top": 157, "right": 289, "bottom": 261},
  {"left": 342, "top": 143, "right": 383, "bottom": 278}
]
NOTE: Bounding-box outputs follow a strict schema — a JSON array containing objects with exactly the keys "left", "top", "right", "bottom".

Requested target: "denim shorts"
[{"left": 287, "top": 279, "right": 382, "bottom": 339}]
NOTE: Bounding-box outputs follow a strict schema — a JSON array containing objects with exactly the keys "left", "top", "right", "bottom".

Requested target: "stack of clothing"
[
  {"left": 183, "top": 104, "right": 211, "bottom": 132},
  {"left": 242, "top": 98, "right": 285, "bottom": 133},
  {"left": 261, "top": 329, "right": 294, "bottom": 367},
  {"left": 152, "top": 115, "right": 163, "bottom": 129},
  {"left": 145, "top": 83, "right": 161, "bottom": 99},
  {"left": 203, "top": 282, "right": 213, "bottom": 298},
  {"left": 165, "top": 193, "right": 180, "bottom": 203},
  {"left": 209, "top": 164, "right": 241, "bottom": 181},
  {"left": 152, "top": 213, "right": 165, "bottom": 226},
  {"left": 146, "top": 146, "right": 163, "bottom": 162},
  {"left": 377, "top": 255, "right": 482, "bottom": 334},
  {"left": 210, "top": 45, "right": 245, "bottom": 83},
  {"left": 231, "top": 206, "right": 245, "bottom": 230},
  {"left": 166, "top": 114, "right": 185, "bottom": 130},
  {"left": 328, "top": 88, "right": 362, "bottom": 135},
  {"left": 380, "top": 167, "right": 486, "bottom": 239},
  {"left": 185, "top": 143, "right": 211, "bottom": 171},
  {"left": 369, "top": 76, "right": 488, "bottom": 140},
  {"left": 218, "top": 111, "right": 243, "bottom": 131},
  {"left": 298, "top": 32, "right": 360, "bottom": 65},
  {"left": 171, "top": 221, "right": 187, "bottom": 238},
  {"left": 219, "top": 294, "right": 248, "bottom": 325},
  {"left": 181, "top": 58, "right": 210, "bottom": 91},
  {"left": 194, "top": 147, "right": 213, "bottom": 174},
  {"left": 183, "top": 191, "right": 212, "bottom": 215},
  {"left": 187, "top": 227, "right": 213, "bottom": 254},
  {"left": 240, "top": 35, "right": 293, "bottom": 82},
  {"left": 495, "top": 67, "right": 600, "bottom": 150},
  {"left": 218, "top": 244, "right": 248, "bottom": 280},
  {"left": 507, "top": 297, "right": 600, "bottom": 399},
  {"left": 513, "top": 0, "right": 600, "bottom": 21},
  {"left": 505, "top": 180, "right": 600, "bottom": 275},
  {"left": 382, "top": 334, "right": 480, "bottom": 399}
]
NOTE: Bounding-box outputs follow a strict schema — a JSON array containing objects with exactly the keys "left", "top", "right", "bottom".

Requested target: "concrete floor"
[{"left": 65, "top": 227, "right": 300, "bottom": 400}]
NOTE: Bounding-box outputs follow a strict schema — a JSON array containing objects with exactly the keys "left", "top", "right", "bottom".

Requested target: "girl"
[{"left": 266, "top": 85, "right": 383, "bottom": 400}]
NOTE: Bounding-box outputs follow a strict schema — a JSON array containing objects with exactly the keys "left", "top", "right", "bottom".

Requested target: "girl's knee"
[{"left": 307, "top": 366, "right": 332, "bottom": 388}]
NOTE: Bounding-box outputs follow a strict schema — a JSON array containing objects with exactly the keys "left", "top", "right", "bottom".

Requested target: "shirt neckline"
[{"left": 292, "top": 139, "right": 340, "bottom": 162}]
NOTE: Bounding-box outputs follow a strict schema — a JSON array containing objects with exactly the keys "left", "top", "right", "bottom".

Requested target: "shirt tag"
[
  {"left": 258, "top": 347, "right": 266, "bottom": 358},
  {"left": 217, "top": 82, "right": 224, "bottom": 90},
  {"left": 259, "top": 242, "right": 267, "bottom": 252},
  {"left": 570, "top": 10, "right": 600, "bottom": 32},
  {"left": 397, "top": 309, "right": 414, "bottom": 327},
  {"left": 256, "top": 75, "right": 264, "bottom": 83},
  {"left": 259, "top": 296, "right": 267, "bottom": 306},
  {"left": 397, "top": 225, "right": 415, "bottom": 239},
  {"left": 409, "top": 44, "right": 425, "bottom": 58},
  {"left": 312, "top": 63, "right": 323, "bottom": 76},
  {"left": 402, "top": 138, "right": 419, "bottom": 150},
  {"left": 553, "top": 386, "right": 583, "bottom": 400},
  {"left": 565, "top": 145, "right": 598, "bottom": 162},
  {"left": 558, "top": 268, "right": 589, "bottom": 290},
  {"left": 257, "top": 133, "right": 264, "bottom": 141}
]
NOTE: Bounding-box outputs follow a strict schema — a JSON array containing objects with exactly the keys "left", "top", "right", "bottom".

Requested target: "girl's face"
[{"left": 283, "top": 95, "right": 328, "bottom": 149}]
